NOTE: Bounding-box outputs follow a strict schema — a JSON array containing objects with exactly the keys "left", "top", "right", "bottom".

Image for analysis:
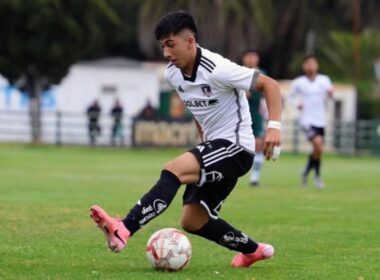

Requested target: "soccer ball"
[{"left": 146, "top": 228, "right": 192, "bottom": 271}]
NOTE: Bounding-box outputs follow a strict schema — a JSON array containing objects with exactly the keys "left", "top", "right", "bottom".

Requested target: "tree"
[
  {"left": 0, "top": 0, "right": 122, "bottom": 142},
  {"left": 137, "top": 0, "right": 275, "bottom": 64}
]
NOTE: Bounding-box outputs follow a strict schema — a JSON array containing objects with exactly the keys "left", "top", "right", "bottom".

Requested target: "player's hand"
[{"left": 263, "top": 128, "right": 281, "bottom": 161}]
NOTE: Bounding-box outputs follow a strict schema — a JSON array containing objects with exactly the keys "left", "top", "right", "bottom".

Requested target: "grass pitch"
[{"left": 0, "top": 144, "right": 379, "bottom": 280}]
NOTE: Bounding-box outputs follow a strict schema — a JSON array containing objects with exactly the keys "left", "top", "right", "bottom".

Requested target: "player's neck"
[
  {"left": 181, "top": 46, "right": 198, "bottom": 76},
  {"left": 306, "top": 73, "right": 317, "bottom": 81}
]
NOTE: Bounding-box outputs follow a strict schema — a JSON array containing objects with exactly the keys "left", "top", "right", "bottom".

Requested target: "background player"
[
  {"left": 241, "top": 50, "right": 268, "bottom": 186},
  {"left": 289, "top": 55, "right": 333, "bottom": 188},
  {"left": 90, "top": 11, "right": 282, "bottom": 268}
]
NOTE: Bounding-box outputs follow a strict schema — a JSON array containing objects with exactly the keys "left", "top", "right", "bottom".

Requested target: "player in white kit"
[
  {"left": 90, "top": 11, "right": 282, "bottom": 268},
  {"left": 289, "top": 55, "right": 333, "bottom": 188}
]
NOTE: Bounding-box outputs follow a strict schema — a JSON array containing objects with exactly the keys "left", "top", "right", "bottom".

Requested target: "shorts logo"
[
  {"left": 201, "top": 84, "right": 212, "bottom": 97},
  {"left": 153, "top": 199, "right": 167, "bottom": 214},
  {"left": 205, "top": 170, "right": 223, "bottom": 183},
  {"left": 196, "top": 145, "right": 205, "bottom": 153}
]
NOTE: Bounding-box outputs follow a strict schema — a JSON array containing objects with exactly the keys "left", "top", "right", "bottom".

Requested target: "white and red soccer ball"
[{"left": 146, "top": 228, "right": 192, "bottom": 271}]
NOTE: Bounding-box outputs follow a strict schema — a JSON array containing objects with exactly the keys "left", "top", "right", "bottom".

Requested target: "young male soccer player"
[
  {"left": 241, "top": 50, "right": 268, "bottom": 186},
  {"left": 90, "top": 11, "right": 282, "bottom": 268},
  {"left": 289, "top": 55, "right": 333, "bottom": 188}
]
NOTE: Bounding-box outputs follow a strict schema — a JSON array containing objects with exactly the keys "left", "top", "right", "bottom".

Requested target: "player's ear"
[{"left": 187, "top": 35, "right": 195, "bottom": 49}]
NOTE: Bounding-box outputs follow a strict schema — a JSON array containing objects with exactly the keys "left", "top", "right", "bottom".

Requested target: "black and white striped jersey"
[{"left": 165, "top": 46, "right": 259, "bottom": 153}]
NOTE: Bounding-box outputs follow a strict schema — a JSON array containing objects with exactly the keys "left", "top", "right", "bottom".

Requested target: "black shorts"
[
  {"left": 302, "top": 125, "right": 325, "bottom": 141},
  {"left": 183, "top": 139, "right": 254, "bottom": 219}
]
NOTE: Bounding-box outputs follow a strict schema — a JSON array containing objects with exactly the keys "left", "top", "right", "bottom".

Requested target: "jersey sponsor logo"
[
  {"left": 200, "top": 84, "right": 213, "bottom": 97},
  {"left": 184, "top": 99, "right": 219, "bottom": 108},
  {"left": 208, "top": 99, "right": 218, "bottom": 106}
]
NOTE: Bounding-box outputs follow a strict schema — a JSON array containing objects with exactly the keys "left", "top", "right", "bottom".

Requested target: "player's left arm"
[
  {"left": 326, "top": 77, "right": 334, "bottom": 98},
  {"left": 255, "top": 74, "right": 282, "bottom": 160}
]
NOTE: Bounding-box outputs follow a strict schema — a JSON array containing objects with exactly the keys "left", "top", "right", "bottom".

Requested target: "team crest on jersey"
[{"left": 200, "top": 84, "right": 213, "bottom": 97}]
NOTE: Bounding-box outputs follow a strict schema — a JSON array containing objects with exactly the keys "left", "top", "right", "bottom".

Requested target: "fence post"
[
  {"left": 56, "top": 111, "right": 62, "bottom": 145},
  {"left": 371, "top": 120, "right": 380, "bottom": 156},
  {"left": 292, "top": 119, "right": 299, "bottom": 154}
]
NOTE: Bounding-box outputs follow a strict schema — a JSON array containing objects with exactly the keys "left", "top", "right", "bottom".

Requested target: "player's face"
[
  {"left": 242, "top": 52, "right": 259, "bottom": 69},
  {"left": 158, "top": 32, "right": 194, "bottom": 70},
  {"left": 303, "top": 57, "right": 319, "bottom": 75}
]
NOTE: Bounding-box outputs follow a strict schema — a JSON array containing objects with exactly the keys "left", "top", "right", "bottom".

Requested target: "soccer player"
[
  {"left": 289, "top": 55, "right": 333, "bottom": 188},
  {"left": 90, "top": 11, "right": 282, "bottom": 268},
  {"left": 86, "top": 100, "right": 101, "bottom": 146},
  {"left": 241, "top": 50, "right": 268, "bottom": 186},
  {"left": 110, "top": 100, "right": 124, "bottom": 146}
]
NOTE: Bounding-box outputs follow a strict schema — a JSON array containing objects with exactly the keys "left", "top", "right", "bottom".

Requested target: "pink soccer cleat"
[
  {"left": 231, "top": 243, "right": 274, "bottom": 268},
  {"left": 90, "top": 205, "right": 130, "bottom": 252}
]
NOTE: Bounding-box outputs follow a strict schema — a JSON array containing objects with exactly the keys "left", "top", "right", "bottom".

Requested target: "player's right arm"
[
  {"left": 210, "top": 61, "right": 282, "bottom": 160},
  {"left": 288, "top": 79, "right": 302, "bottom": 110}
]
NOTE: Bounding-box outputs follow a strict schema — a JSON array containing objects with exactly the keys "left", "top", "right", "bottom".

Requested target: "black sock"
[
  {"left": 188, "top": 218, "right": 258, "bottom": 254},
  {"left": 315, "top": 158, "right": 321, "bottom": 177},
  {"left": 123, "top": 170, "right": 181, "bottom": 235},
  {"left": 303, "top": 154, "right": 315, "bottom": 176}
]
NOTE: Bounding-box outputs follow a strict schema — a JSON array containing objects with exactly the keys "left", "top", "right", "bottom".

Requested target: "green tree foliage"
[
  {"left": 1, "top": 0, "right": 379, "bottom": 86},
  {"left": 317, "top": 30, "right": 380, "bottom": 81},
  {"left": 317, "top": 30, "right": 380, "bottom": 118},
  {"left": 137, "top": 0, "right": 276, "bottom": 65},
  {"left": 0, "top": 0, "right": 122, "bottom": 83}
]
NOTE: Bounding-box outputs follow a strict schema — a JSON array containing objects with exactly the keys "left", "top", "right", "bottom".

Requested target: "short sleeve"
[
  {"left": 210, "top": 61, "right": 259, "bottom": 91},
  {"left": 289, "top": 79, "right": 299, "bottom": 95},
  {"left": 324, "top": 76, "right": 333, "bottom": 92},
  {"left": 164, "top": 67, "right": 177, "bottom": 91},
  {"left": 288, "top": 79, "right": 301, "bottom": 106}
]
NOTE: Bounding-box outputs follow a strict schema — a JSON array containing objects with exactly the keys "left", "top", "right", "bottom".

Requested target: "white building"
[
  {"left": 0, "top": 59, "right": 160, "bottom": 145},
  {"left": 56, "top": 58, "right": 160, "bottom": 116},
  {"left": 0, "top": 65, "right": 358, "bottom": 150}
]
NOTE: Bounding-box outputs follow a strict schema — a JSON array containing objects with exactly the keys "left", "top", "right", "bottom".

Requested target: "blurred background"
[{"left": 0, "top": 0, "right": 379, "bottom": 155}]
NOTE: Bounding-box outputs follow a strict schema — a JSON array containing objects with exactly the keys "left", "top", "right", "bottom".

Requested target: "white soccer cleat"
[
  {"left": 314, "top": 177, "right": 325, "bottom": 189},
  {"left": 300, "top": 171, "right": 308, "bottom": 187}
]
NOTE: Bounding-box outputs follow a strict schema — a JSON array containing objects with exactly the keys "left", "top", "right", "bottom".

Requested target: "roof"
[{"left": 77, "top": 57, "right": 142, "bottom": 69}]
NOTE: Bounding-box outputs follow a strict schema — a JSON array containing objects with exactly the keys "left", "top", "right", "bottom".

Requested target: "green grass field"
[{"left": 0, "top": 144, "right": 379, "bottom": 280}]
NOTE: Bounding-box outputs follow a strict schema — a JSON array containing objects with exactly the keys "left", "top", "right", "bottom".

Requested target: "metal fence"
[
  {"left": 0, "top": 110, "right": 133, "bottom": 146},
  {"left": 281, "top": 119, "right": 380, "bottom": 156},
  {"left": 0, "top": 110, "right": 379, "bottom": 155}
]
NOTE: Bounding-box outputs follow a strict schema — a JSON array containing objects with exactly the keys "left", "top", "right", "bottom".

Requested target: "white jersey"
[
  {"left": 165, "top": 47, "right": 259, "bottom": 154},
  {"left": 289, "top": 74, "right": 333, "bottom": 128}
]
